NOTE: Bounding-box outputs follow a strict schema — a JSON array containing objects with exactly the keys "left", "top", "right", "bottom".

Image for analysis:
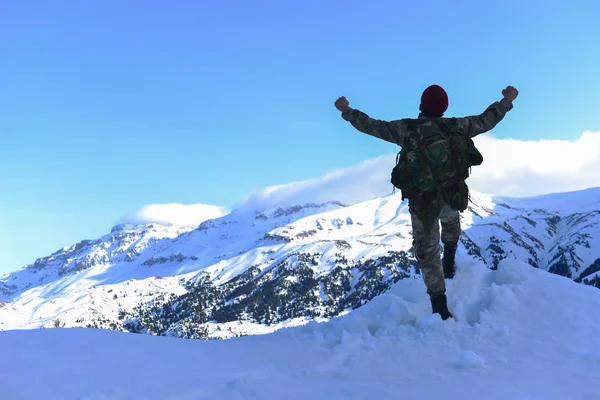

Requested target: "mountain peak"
[
  {"left": 254, "top": 201, "right": 347, "bottom": 221},
  {"left": 118, "top": 203, "right": 230, "bottom": 229},
  {"left": 110, "top": 223, "right": 146, "bottom": 233}
]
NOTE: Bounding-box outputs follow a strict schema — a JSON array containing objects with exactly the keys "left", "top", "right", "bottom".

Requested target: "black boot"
[
  {"left": 442, "top": 244, "right": 457, "bottom": 279},
  {"left": 430, "top": 293, "right": 453, "bottom": 320}
]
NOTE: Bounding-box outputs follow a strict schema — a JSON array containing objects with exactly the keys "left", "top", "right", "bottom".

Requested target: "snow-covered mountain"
[{"left": 2, "top": 187, "right": 600, "bottom": 339}]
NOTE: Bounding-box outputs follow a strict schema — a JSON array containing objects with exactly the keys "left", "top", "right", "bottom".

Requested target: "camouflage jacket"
[{"left": 340, "top": 97, "right": 513, "bottom": 145}]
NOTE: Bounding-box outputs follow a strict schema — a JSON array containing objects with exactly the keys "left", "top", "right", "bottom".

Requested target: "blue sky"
[{"left": 1, "top": 0, "right": 599, "bottom": 273}]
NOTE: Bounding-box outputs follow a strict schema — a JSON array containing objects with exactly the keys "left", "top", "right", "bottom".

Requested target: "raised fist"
[
  {"left": 502, "top": 86, "right": 519, "bottom": 102},
  {"left": 334, "top": 96, "right": 350, "bottom": 112}
]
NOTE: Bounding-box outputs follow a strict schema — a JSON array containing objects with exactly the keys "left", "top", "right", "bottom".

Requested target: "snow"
[
  {"left": 2, "top": 258, "right": 600, "bottom": 400},
  {"left": 460, "top": 350, "right": 486, "bottom": 369}
]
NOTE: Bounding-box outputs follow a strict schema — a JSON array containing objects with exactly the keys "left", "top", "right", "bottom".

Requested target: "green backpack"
[{"left": 391, "top": 117, "right": 483, "bottom": 212}]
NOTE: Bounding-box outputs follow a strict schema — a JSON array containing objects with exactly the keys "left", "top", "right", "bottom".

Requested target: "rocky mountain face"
[{"left": 2, "top": 189, "right": 600, "bottom": 339}]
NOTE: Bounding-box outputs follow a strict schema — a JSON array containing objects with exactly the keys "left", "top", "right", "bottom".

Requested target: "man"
[{"left": 334, "top": 84, "right": 518, "bottom": 320}]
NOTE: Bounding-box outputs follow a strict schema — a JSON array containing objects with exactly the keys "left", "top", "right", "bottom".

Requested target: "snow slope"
[{"left": 1, "top": 259, "right": 599, "bottom": 400}]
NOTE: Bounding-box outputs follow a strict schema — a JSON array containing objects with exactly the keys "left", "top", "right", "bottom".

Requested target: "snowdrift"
[{"left": 1, "top": 258, "right": 599, "bottom": 400}]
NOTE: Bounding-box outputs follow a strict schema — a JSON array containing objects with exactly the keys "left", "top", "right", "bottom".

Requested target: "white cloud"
[
  {"left": 233, "top": 156, "right": 398, "bottom": 211},
  {"left": 469, "top": 131, "right": 600, "bottom": 197},
  {"left": 235, "top": 131, "right": 600, "bottom": 211},
  {"left": 121, "top": 203, "right": 230, "bottom": 227}
]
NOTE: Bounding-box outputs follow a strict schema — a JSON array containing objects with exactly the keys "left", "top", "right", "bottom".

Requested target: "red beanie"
[{"left": 421, "top": 85, "right": 448, "bottom": 116}]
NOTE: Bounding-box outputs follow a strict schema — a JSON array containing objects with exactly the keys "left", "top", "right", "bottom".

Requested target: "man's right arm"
[{"left": 456, "top": 86, "right": 519, "bottom": 138}]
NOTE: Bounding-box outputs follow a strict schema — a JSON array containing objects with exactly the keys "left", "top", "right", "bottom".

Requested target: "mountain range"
[{"left": 2, "top": 185, "right": 600, "bottom": 339}]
